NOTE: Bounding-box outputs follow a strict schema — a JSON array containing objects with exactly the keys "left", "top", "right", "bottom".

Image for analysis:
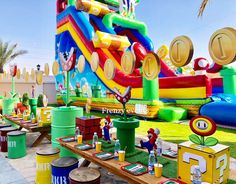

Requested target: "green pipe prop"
[
  {"left": 220, "top": 66, "right": 236, "bottom": 95},
  {"left": 102, "top": 13, "right": 148, "bottom": 36},
  {"left": 113, "top": 118, "right": 139, "bottom": 154},
  {"left": 143, "top": 77, "right": 159, "bottom": 100},
  {"left": 68, "top": 0, "right": 75, "bottom": 6}
]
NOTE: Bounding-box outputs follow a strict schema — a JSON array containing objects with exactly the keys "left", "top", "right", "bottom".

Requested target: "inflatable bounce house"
[{"left": 54, "top": 0, "right": 236, "bottom": 127}]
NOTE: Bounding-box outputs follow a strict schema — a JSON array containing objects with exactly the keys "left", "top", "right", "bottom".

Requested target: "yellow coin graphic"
[
  {"left": 121, "top": 51, "right": 135, "bottom": 75},
  {"left": 78, "top": 55, "right": 85, "bottom": 73},
  {"left": 36, "top": 71, "right": 43, "bottom": 85},
  {"left": 31, "top": 68, "right": 35, "bottom": 80},
  {"left": 209, "top": 27, "right": 236, "bottom": 65},
  {"left": 52, "top": 61, "right": 59, "bottom": 76},
  {"left": 22, "top": 67, "right": 26, "bottom": 79},
  {"left": 169, "top": 36, "right": 194, "bottom": 67},
  {"left": 157, "top": 45, "right": 169, "bottom": 59},
  {"left": 25, "top": 72, "right": 29, "bottom": 82},
  {"left": 104, "top": 59, "right": 116, "bottom": 80},
  {"left": 143, "top": 53, "right": 160, "bottom": 80},
  {"left": 16, "top": 69, "right": 21, "bottom": 79},
  {"left": 44, "top": 63, "right": 49, "bottom": 76},
  {"left": 91, "top": 52, "right": 99, "bottom": 72}
]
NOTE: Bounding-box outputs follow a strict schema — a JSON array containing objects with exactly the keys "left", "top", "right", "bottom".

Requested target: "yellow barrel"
[
  {"left": 36, "top": 147, "right": 60, "bottom": 184},
  {"left": 92, "top": 31, "right": 131, "bottom": 51},
  {"left": 76, "top": 0, "right": 113, "bottom": 17}
]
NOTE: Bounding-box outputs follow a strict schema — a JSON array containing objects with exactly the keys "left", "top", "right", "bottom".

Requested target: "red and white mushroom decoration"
[{"left": 193, "top": 57, "right": 209, "bottom": 75}]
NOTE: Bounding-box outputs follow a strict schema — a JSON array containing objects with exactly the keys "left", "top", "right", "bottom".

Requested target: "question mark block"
[
  {"left": 36, "top": 107, "right": 53, "bottom": 126},
  {"left": 178, "top": 141, "right": 230, "bottom": 184}
]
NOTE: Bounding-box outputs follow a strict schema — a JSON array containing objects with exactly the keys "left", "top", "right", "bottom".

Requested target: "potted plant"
[{"left": 112, "top": 86, "right": 140, "bottom": 154}]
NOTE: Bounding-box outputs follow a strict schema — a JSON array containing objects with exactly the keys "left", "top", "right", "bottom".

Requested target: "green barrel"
[
  {"left": 7, "top": 131, "right": 26, "bottom": 159},
  {"left": 2, "top": 98, "right": 18, "bottom": 126},
  {"left": 29, "top": 98, "right": 37, "bottom": 117},
  {"left": 52, "top": 106, "right": 83, "bottom": 157},
  {"left": 113, "top": 119, "right": 139, "bottom": 154},
  {"left": 92, "top": 85, "right": 101, "bottom": 98}
]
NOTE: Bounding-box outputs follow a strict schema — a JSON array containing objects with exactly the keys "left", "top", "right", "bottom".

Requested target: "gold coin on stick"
[
  {"left": 16, "top": 69, "right": 21, "bottom": 79},
  {"left": 169, "top": 36, "right": 194, "bottom": 67},
  {"left": 91, "top": 52, "right": 99, "bottom": 72},
  {"left": 22, "top": 67, "right": 26, "bottom": 79},
  {"left": 44, "top": 63, "right": 49, "bottom": 76},
  {"left": 25, "top": 72, "right": 29, "bottom": 82},
  {"left": 209, "top": 27, "right": 236, "bottom": 65},
  {"left": 52, "top": 61, "right": 59, "bottom": 76},
  {"left": 78, "top": 55, "right": 85, "bottom": 73},
  {"left": 121, "top": 51, "right": 135, "bottom": 75},
  {"left": 157, "top": 45, "right": 169, "bottom": 59},
  {"left": 31, "top": 68, "right": 35, "bottom": 80},
  {"left": 104, "top": 59, "right": 116, "bottom": 80},
  {"left": 143, "top": 53, "right": 160, "bottom": 80},
  {"left": 36, "top": 71, "right": 43, "bottom": 85}
]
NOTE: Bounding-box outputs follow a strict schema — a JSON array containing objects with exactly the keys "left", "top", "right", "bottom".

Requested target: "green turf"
[{"left": 136, "top": 121, "right": 236, "bottom": 158}]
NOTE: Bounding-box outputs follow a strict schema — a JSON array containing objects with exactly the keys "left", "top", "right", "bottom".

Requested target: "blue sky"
[{"left": 1, "top": 0, "right": 236, "bottom": 71}]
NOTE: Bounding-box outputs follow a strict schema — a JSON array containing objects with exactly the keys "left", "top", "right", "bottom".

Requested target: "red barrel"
[
  {"left": 69, "top": 167, "right": 101, "bottom": 184},
  {"left": 0, "top": 127, "right": 18, "bottom": 152}
]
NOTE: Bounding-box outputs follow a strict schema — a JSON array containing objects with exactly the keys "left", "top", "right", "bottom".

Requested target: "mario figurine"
[
  {"left": 103, "top": 115, "right": 113, "bottom": 143},
  {"left": 140, "top": 128, "right": 160, "bottom": 153}
]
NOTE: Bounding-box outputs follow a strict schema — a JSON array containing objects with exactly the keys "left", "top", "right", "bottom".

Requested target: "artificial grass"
[
  {"left": 136, "top": 120, "right": 236, "bottom": 159},
  {"left": 98, "top": 139, "right": 177, "bottom": 178}
]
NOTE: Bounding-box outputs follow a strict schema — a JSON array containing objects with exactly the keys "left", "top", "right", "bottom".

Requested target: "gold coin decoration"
[
  {"left": 16, "top": 69, "right": 21, "bottom": 79},
  {"left": 25, "top": 72, "right": 29, "bottom": 82},
  {"left": 143, "top": 53, "right": 160, "bottom": 80},
  {"left": 104, "top": 59, "right": 116, "bottom": 80},
  {"left": 78, "top": 55, "right": 85, "bottom": 73},
  {"left": 36, "top": 71, "right": 43, "bottom": 85},
  {"left": 121, "top": 51, "right": 135, "bottom": 75},
  {"left": 157, "top": 45, "right": 169, "bottom": 59},
  {"left": 44, "top": 63, "right": 49, "bottom": 76},
  {"left": 209, "top": 27, "right": 236, "bottom": 65},
  {"left": 169, "top": 36, "right": 194, "bottom": 67},
  {"left": 22, "top": 67, "right": 26, "bottom": 79},
  {"left": 91, "top": 52, "right": 99, "bottom": 72},
  {"left": 31, "top": 68, "right": 35, "bottom": 80},
  {"left": 52, "top": 61, "right": 60, "bottom": 76}
]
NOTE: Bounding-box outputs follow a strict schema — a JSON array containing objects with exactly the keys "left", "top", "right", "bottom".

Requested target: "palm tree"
[
  {"left": 0, "top": 40, "right": 27, "bottom": 73},
  {"left": 198, "top": 0, "right": 209, "bottom": 17}
]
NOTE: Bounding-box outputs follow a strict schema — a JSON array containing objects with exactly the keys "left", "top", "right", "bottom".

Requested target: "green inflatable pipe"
[
  {"left": 68, "top": 0, "right": 75, "bottom": 6},
  {"left": 143, "top": 77, "right": 159, "bottom": 100},
  {"left": 220, "top": 67, "right": 236, "bottom": 95},
  {"left": 102, "top": 13, "right": 148, "bottom": 36}
]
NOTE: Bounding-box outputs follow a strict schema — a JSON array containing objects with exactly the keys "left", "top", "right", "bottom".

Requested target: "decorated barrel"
[
  {"left": 69, "top": 167, "right": 101, "bottom": 184},
  {"left": 7, "top": 131, "right": 26, "bottom": 159},
  {"left": 51, "top": 157, "right": 78, "bottom": 184},
  {"left": 0, "top": 124, "right": 11, "bottom": 129},
  {"left": 29, "top": 98, "right": 37, "bottom": 117},
  {"left": 0, "top": 127, "right": 18, "bottom": 152},
  {"left": 52, "top": 106, "right": 83, "bottom": 157},
  {"left": 36, "top": 147, "right": 60, "bottom": 184}
]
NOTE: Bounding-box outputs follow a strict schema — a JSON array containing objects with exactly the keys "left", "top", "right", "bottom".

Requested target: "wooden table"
[
  {"left": 4, "top": 115, "right": 51, "bottom": 147},
  {"left": 58, "top": 139, "right": 167, "bottom": 184}
]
